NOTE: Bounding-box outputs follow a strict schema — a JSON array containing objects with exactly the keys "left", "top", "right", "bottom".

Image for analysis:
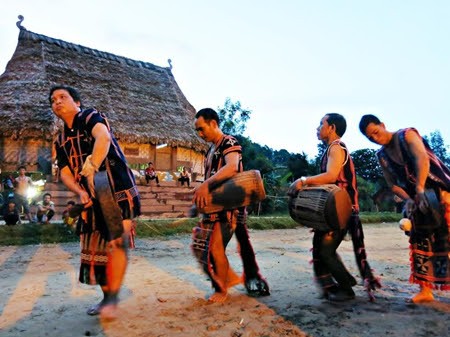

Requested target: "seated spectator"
[
  {"left": 62, "top": 200, "right": 77, "bottom": 226},
  {"left": 178, "top": 166, "right": 191, "bottom": 187},
  {"left": 36, "top": 193, "right": 55, "bottom": 224},
  {"left": 145, "top": 162, "right": 160, "bottom": 186},
  {"left": 3, "top": 200, "right": 20, "bottom": 225}
]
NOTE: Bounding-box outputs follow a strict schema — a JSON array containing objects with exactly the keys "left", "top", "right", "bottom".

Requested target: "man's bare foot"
[
  {"left": 208, "top": 292, "right": 228, "bottom": 303},
  {"left": 99, "top": 303, "right": 118, "bottom": 320},
  {"left": 411, "top": 287, "right": 434, "bottom": 303}
]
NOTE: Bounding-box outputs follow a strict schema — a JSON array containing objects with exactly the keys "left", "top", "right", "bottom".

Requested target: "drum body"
[
  {"left": 289, "top": 184, "right": 352, "bottom": 231},
  {"left": 199, "top": 170, "right": 266, "bottom": 214}
]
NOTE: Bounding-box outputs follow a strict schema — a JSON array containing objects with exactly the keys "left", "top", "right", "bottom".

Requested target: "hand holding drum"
[
  {"left": 195, "top": 170, "right": 266, "bottom": 214},
  {"left": 288, "top": 184, "right": 353, "bottom": 231}
]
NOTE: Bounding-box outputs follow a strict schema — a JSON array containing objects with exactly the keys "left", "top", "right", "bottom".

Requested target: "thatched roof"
[{"left": 0, "top": 20, "right": 206, "bottom": 151}]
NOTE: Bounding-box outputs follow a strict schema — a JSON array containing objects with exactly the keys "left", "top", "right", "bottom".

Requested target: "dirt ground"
[{"left": 0, "top": 222, "right": 449, "bottom": 337}]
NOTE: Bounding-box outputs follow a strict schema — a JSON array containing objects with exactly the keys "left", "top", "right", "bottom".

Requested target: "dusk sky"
[{"left": 1, "top": 0, "right": 449, "bottom": 158}]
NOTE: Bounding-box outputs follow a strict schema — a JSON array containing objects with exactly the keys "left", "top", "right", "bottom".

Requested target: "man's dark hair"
[
  {"left": 195, "top": 108, "right": 220, "bottom": 124},
  {"left": 18, "top": 165, "right": 26, "bottom": 170},
  {"left": 326, "top": 113, "right": 347, "bottom": 137},
  {"left": 359, "top": 114, "right": 382, "bottom": 135},
  {"left": 48, "top": 85, "right": 82, "bottom": 106},
  {"left": 43, "top": 193, "right": 52, "bottom": 199},
  {"left": 67, "top": 200, "right": 75, "bottom": 206}
]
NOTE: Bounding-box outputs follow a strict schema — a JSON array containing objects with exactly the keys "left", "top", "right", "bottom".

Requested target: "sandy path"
[{"left": 0, "top": 223, "right": 449, "bottom": 337}]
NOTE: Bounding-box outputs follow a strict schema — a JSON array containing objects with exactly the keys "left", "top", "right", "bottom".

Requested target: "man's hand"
[
  {"left": 193, "top": 182, "right": 210, "bottom": 209},
  {"left": 78, "top": 190, "right": 92, "bottom": 207},
  {"left": 287, "top": 179, "right": 302, "bottom": 197},
  {"left": 80, "top": 155, "right": 98, "bottom": 197},
  {"left": 415, "top": 192, "right": 430, "bottom": 214},
  {"left": 403, "top": 198, "right": 415, "bottom": 217}
]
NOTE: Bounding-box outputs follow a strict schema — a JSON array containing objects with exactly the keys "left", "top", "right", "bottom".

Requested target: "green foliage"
[
  {"left": 238, "top": 135, "right": 274, "bottom": 175},
  {"left": 217, "top": 98, "right": 252, "bottom": 136},
  {"left": 312, "top": 142, "right": 327, "bottom": 168},
  {"left": 135, "top": 218, "right": 198, "bottom": 237},
  {"left": 351, "top": 148, "right": 383, "bottom": 182},
  {"left": 359, "top": 212, "right": 402, "bottom": 223},
  {"left": 356, "top": 175, "right": 377, "bottom": 211},
  {"left": 287, "top": 152, "right": 315, "bottom": 181},
  {"left": 424, "top": 130, "right": 450, "bottom": 166},
  {"left": 0, "top": 223, "right": 78, "bottom": 246}
]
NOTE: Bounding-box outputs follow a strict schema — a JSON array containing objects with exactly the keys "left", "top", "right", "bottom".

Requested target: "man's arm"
[
  {"left": 80, "top": 123, "right": 111, "bottom": 195},
  {"left": 60, "top": 166, "right": 91, "bottom": 205},
  {"left": 404, "top": 129, "right": 431, "bottom": 213},
  {"left": 193, "top": 152, "right": 240, "bottom": 209},
  {"left": 89, "top": 123, "right": 111, "bottom": 168},
  {"left": 404, "top": 129, "right": 429, "bottom": 194},
  {"left": 305, "top": 144, "right": 345, "bottom": 185}
]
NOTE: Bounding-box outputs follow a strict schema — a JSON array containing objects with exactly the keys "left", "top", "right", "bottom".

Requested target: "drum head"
[
  {"left": 288, "top": 184, "right": 352, "bottom": 231},
  {"left": 325, "top": 187, "right": 352, "bottom": 229}
]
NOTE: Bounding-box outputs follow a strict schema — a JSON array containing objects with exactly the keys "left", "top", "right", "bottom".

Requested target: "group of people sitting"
[
  {"left": 2, "top": 162, "right": 192, "bottom": 227},
  {"left": 144, "top": 162, "right": 192, "bottom": 188},
  {"left": 0, "top": 189, "right": 80, "bottom": 226}
]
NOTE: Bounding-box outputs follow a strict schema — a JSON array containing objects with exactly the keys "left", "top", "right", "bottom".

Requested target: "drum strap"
[{"left": 95, "top": 170, "right": 124, "bottom": 240}]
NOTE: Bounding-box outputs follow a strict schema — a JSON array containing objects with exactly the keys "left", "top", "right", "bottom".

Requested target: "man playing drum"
[
  {"left": 50, "top": 86, "right": 140, "bottom": 319},
  {"left": 192, "top": 108, "right": 269, "bottom": 303},
  {"left": 359, "top": 114, "right": 450, "bottom": 303},
  {"left": 288, "top": 113, "right": 380, "bottom": 301}
]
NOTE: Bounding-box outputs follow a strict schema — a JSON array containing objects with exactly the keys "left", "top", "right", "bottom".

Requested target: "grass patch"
[
  {"left": 0, "top": 223, "right": 79, "bottom": 246},
  {"left": 359, "top": 211, "right": 402, "bottom": 224},
  {"left": 0, "top": 212, "right": 403, "bottom": 246}
]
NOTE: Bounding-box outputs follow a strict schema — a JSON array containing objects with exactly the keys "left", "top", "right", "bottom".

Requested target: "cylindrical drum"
[
  {"left": 288, "top": 184, "right": 352, "bottom": 231},
  {"left": 199, "top": 170, "right": 266, "bottom": 214}
]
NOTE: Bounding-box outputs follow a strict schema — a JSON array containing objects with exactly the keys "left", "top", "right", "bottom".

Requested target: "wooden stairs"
[{"left": 43, "top": 180, "right": 198, "bottom": 220}]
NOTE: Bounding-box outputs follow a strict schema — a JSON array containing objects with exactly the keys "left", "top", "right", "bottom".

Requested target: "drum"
[
  {"left": 412, "top": 188, "right": 443, "bottom": 232},
  {"left": 198, "top": 170, "right": 266, "bottom": 214},
  {"left": 288, "top": 184, "right": 352, "bottom": 231}
]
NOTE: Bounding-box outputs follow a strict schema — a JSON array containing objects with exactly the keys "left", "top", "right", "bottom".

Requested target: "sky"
[{"left": 1, "top": 0, "right": 449, "bottom": 158}]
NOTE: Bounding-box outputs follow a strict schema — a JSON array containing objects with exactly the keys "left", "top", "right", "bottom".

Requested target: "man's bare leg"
[
  {"left": 100, "top": 220, "right": 132, "bottom": 318},
  {"left": 207, "top": 224, "right": 229, "bottom": 303}
]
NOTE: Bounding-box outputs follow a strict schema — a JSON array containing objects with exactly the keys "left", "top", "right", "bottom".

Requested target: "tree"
[
  {"left": 424, "top": 130, "right": 450, "bottom": 167},
  {"left": 351, "top": 149, "right": 383, "bottom": 183},
  {"left": 356, "top": 175, "right": 377, "bottom": 211},
  {"left": 237, "top": 136, "right": 274, "bottom": 174},
  {"left": 287, "top": 152, "right": 315, "bottom": 181},
  {"left": 217, "top": 98, "right": 251, "bottom": 136}
]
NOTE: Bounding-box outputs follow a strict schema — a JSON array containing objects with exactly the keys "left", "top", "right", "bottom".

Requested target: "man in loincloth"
[
  {"left": 359, "top": 114, "right": 450, "bottom": 303},
  {"left": 192, "top": 108, "right": 269, "bottom": 303},
  {"left": 288, "top": 113, "right": 380, "bottom": 301},
  {"left": 50, "top": 85, "right": 141, "bottom": 319}
]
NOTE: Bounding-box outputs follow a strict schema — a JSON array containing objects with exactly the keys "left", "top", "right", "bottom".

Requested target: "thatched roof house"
[{"left": 0, "top": 17, "right": 206, "bottom": 177}]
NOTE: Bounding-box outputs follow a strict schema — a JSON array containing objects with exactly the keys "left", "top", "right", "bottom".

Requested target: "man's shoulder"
[
  {"left": 221, "top": 135, "right": 241, "bottom": 147},
  {"left": 78, "top": 108, "right": 106, "bottom": 126}
]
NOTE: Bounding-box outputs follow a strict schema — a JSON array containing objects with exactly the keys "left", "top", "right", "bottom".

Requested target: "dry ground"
[{"left": 0, "top": 223, "right": 449, "bottom": 337}]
